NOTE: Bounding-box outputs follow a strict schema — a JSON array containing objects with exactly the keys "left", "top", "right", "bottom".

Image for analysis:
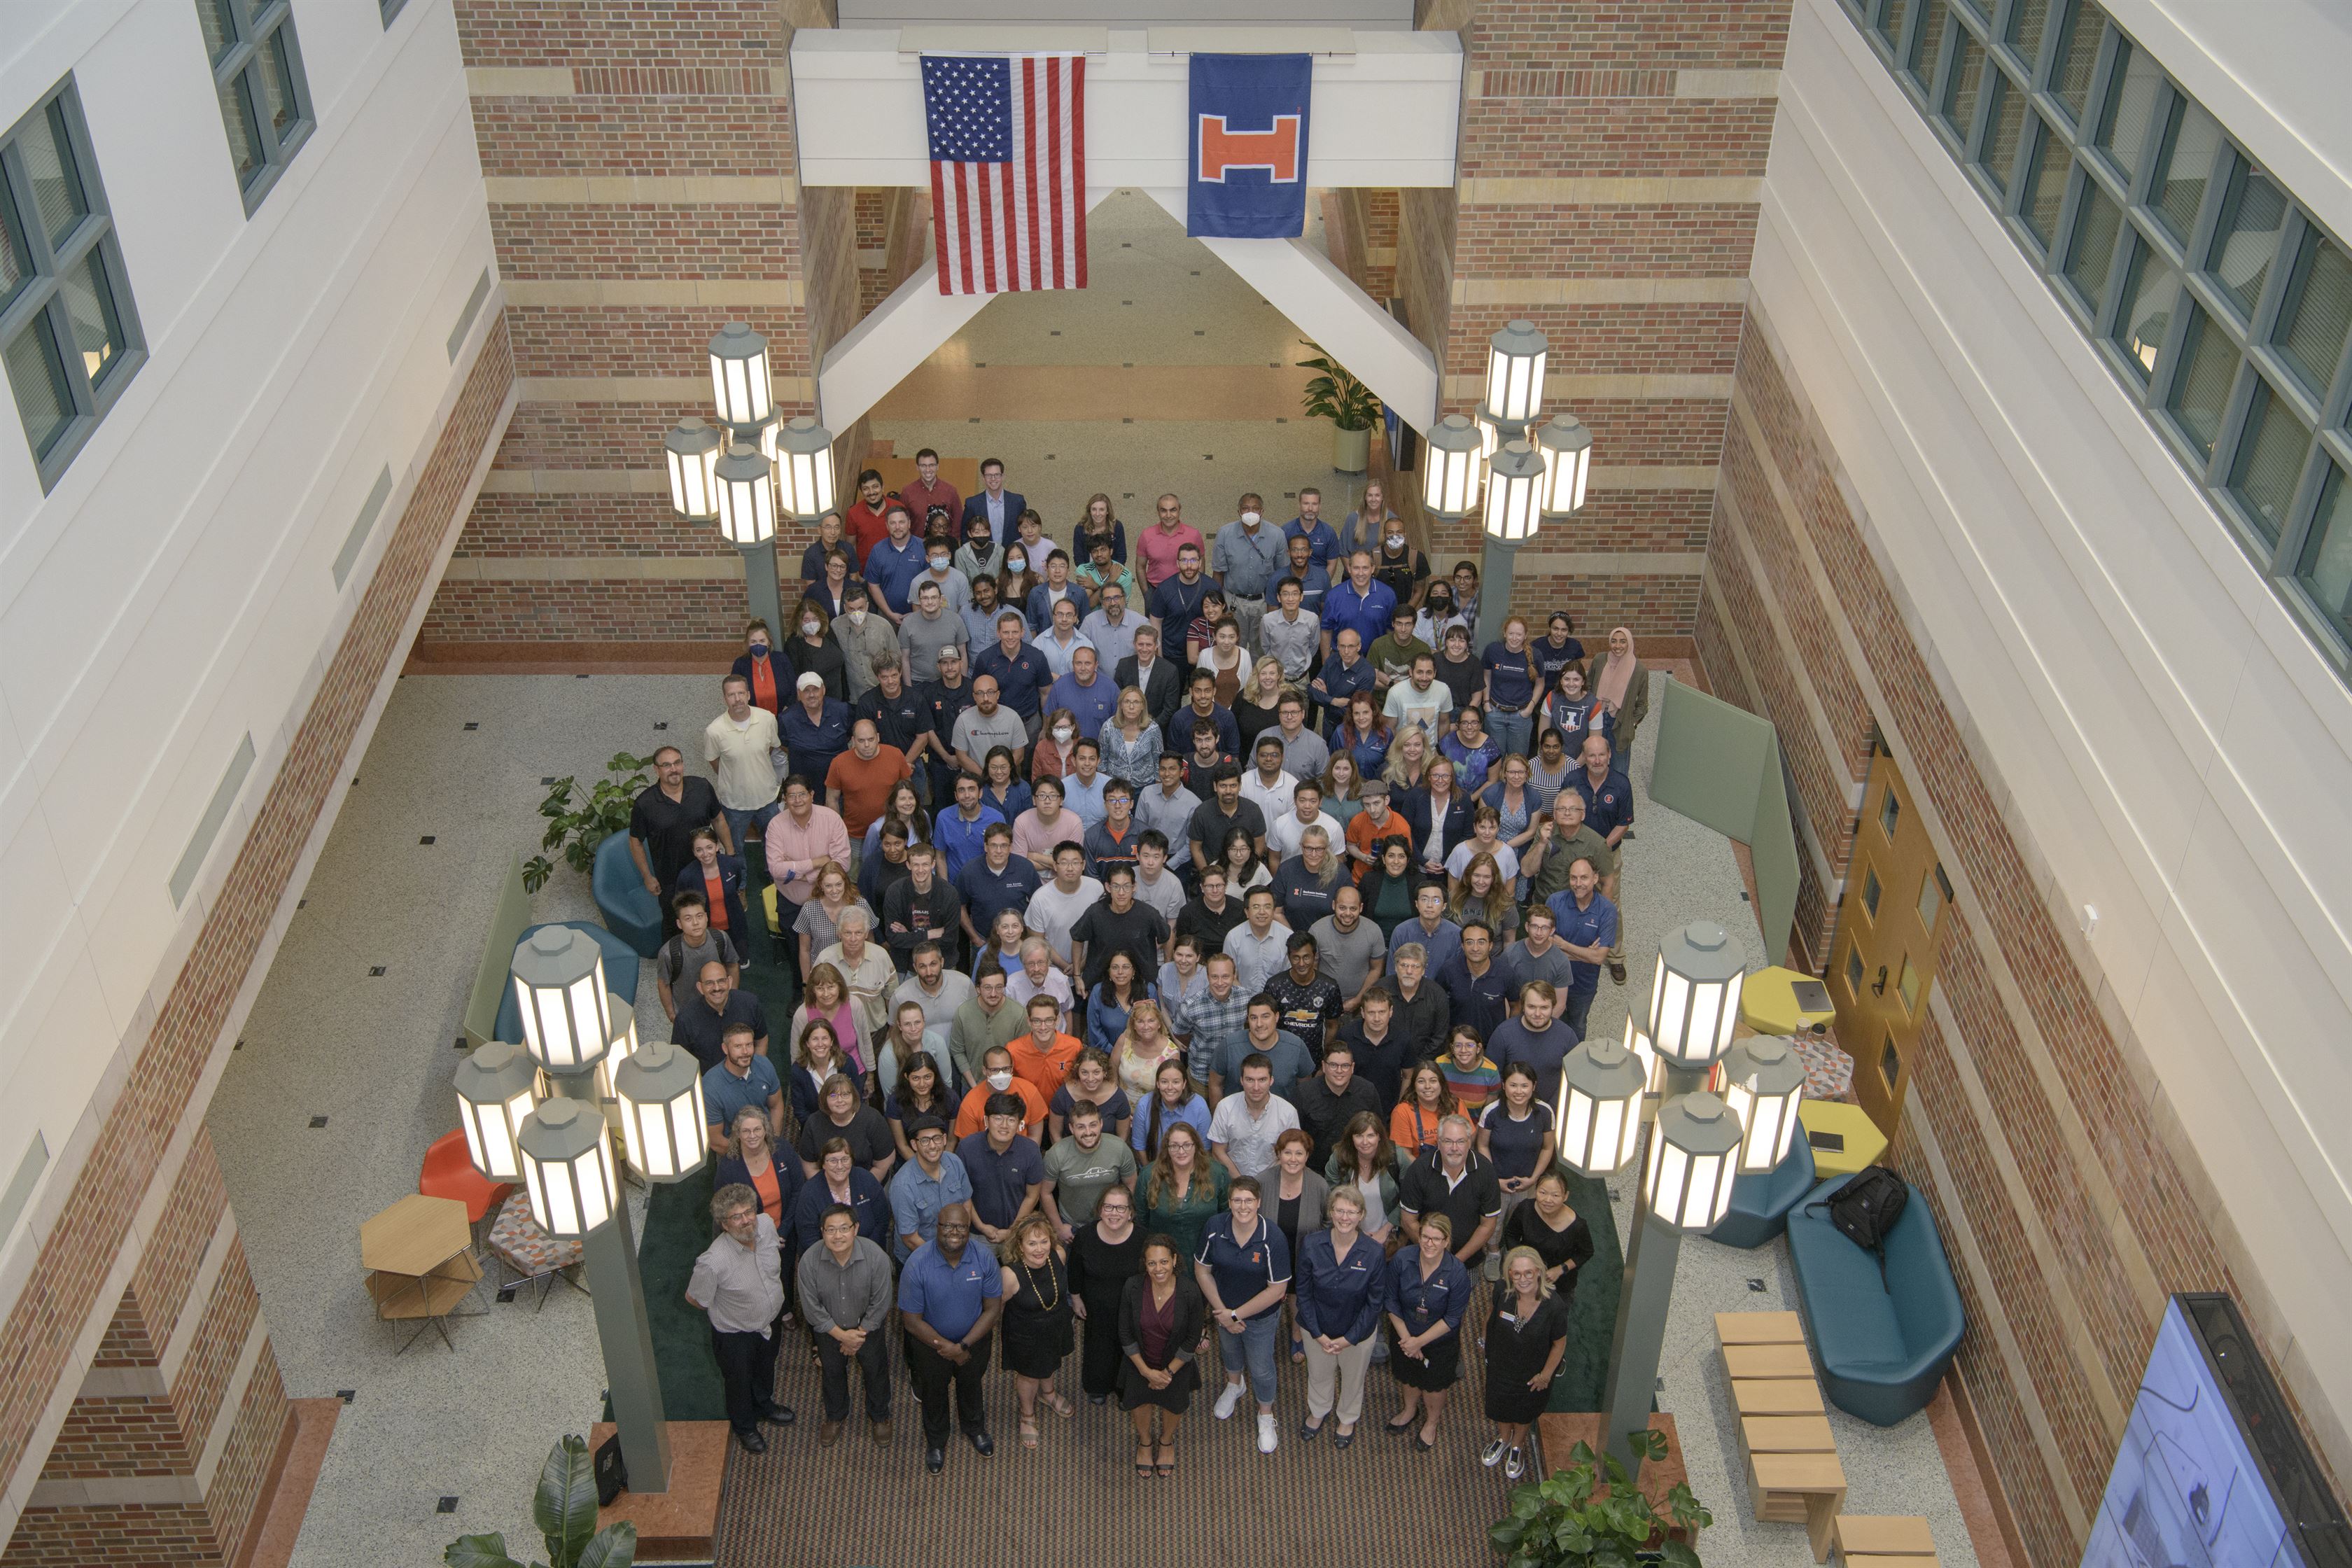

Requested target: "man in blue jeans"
[{"left": 1195, "top": 1175, "right": 1293, "bottom": 1455}]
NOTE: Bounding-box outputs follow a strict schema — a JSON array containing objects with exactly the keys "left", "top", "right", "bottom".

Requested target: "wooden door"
[{"left": 1828, "top": 742, "right": 1951, "bottom": 1135}]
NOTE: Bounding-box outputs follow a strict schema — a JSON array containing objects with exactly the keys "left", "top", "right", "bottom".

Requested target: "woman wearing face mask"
[
  {"left": 731, "top": 619, "right": 794, "bottom": 720},
  {"left": 1030, "top": 708, "right": 1082, "bottom": 784},
  {"left": 955, "top": 515, "right": 1005, "bottom": 586},
  {"left": 1412, "top": 584, "right": 1464, "bottom": 652},
  {"left": 831, "top": 584, "right": 901, "bottom": 706},
  {"left": 998, "top": 546, "right": 1042, "bottom": 628},
  {"left": 788, "top": 600, "right": 849, "bottom": 704}
]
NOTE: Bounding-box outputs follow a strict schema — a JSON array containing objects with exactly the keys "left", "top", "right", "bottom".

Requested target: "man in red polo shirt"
[
  {"left": 844, "top": 468, "right": 895, "bottom": 562},
  {"left": 826, "top": 719, "right": 911, "bottom": 840},
  {"left": 897, "top": 447, "right": 961, "bottom": 531}
]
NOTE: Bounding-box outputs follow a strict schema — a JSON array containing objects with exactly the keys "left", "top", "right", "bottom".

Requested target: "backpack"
[
  {"left": 594, "top": 1432, "right": 626, "bottom": 1504},
  {"left": 1807, "top": 1167, "right": 1909, "bottom": 1291}
]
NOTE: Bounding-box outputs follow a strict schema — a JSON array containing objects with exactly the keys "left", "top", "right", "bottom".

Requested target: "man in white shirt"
[
  {"left": 705, "top": 675, "right": 783, "bottom": 850},
  {"left": 1207, "top": 1056, "right": 1301, "bottom": 1180},
  {"left": 1266, "top": 780, "right": 1345, "bottom": 864},
  {"left": 1023, "top": 843, "right": 1104, "bottom": 975},
  {"left": 1220, "top": 888, "right": 1294, "bottom": 997},
  {"left": 1382, "top": 652, "right": 1454, "bottom": 740},
  {"left": 1077, "top": 584, "right": 1146, "bottom": 670},
  {"left": 1238, "top": 736, "right": 1298, "bottom": 822}
]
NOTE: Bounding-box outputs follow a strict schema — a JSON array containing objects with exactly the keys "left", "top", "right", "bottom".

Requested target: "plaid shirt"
[{"left": 1173, "top": 986, "right": 1252, "bottom": 1084}]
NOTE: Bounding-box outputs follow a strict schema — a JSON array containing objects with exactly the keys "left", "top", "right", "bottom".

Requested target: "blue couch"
[
  {"left": 493, "top": 921, "right": 644, "bottom": 1044},
  {"left": 592, "top": 831, "right": 664, "bottom": 957},
  {"left": 1710, "top": 1134, "right": 1815, "bottom": 1249},
  {"left": 1785, "top": 1175, "right": 1964, "bottom": 1425}
]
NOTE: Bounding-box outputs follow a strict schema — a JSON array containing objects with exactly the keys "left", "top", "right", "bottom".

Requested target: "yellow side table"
[
  {"left": 1740, "top": 965, "right": 1837, "bottom": 1037},
  {"left": 1797, "top": 1102, "right": 1888, "bottom": 1178}
]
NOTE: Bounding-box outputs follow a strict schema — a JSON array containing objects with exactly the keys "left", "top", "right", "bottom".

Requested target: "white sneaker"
[
  {"left": 1213, "top": 1381, "right": 1245, "bottom": 1420},
  {"left": 1505, "top": 1445, "right": 1527, "bottom": 1480},
  {"left": 1481, "top": 1438, "right": 1507, "bottom": 1468},
  {"left": 1256, "top": 1413, "right": 1278, "bottom": 1454}
]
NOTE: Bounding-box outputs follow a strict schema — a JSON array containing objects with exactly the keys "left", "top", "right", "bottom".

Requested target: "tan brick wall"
[{"left": 1698, "top": 302, "right": 2303, "bottom": 1568}]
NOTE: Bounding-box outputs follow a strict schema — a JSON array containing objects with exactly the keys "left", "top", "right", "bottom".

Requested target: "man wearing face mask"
[
  {"left": 1210, "top": 492, "right": 1285, "bottom": 659},
  {"left": 833, "top": 584, "right": 901, "bottom": 705},
  {"left": 1373, "top": 525, "right": 1430, "bottom": 611},
  {"left": 911, "top": 536, "right": 972, "bottom": 615}
]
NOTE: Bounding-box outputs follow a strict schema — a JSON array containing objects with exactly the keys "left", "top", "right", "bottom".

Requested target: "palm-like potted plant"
[
  {"left": 444, "top": 1435, "right": 636, "bottom": 1568},
  {"left": 1489, "top": 1433, "right": 1711, "bottom": 1568},
  {"left": 1296, "top": 340, "right": 1382, "bottom": 475}
]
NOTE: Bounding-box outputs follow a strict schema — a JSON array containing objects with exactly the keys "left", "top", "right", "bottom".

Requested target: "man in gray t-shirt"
[
  {"left": 1499, "top": 904, "right": 1578, "bottom": 1006},
  {"left": 657, "top": 907, "right": 741, "bottom": 1020},
  {"left": 902, "top": 582, "right": 970, "bottom": 683},
  {"left": 1042, "top": 1105, "right": 1138, "bottom": 1231},
  {"left": 1308, "top": 886, "right": 1386, "bottom": 1014},
  {"left": 951, "top": 678, "right": 1031, "bottom": 772}
]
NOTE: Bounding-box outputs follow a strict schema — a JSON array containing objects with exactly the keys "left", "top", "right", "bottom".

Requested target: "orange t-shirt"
[
  {"left": 1348, "top": 809, "right": 1414, "bottom": 881},
  {"left": 954, "top": 1079, "right": 1048, "bottom": 1140},
  {"left": 825, "top": 746, "right": 911, "bottom": 834},
  {"left": 1390, "top": 1100, "right": 1445, "bottom": 1158},
  {"left": 1007, "top": 1032, "right": 1084, "bottom": 1105}
]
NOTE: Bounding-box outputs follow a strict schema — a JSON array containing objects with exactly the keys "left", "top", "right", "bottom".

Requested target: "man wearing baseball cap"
[{"left": 780, "top": 671, "right": 853, "bottom": 799}]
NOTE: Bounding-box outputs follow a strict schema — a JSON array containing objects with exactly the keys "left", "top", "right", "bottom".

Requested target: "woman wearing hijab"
[{"left": 1586, "top": 626, "right": 1648, "bottom": 774}]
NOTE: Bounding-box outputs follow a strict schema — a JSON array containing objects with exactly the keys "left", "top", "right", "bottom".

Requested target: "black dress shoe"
[
  {"left": 925, "top": 1445, "right": 946, "bottom": 1473},
  {"left": 734, "top": 1428, "right": 767, "bottom": 1455},
  {"left": 967, "top": 1429, "right": 996, "bottom": 1457},
  {"left": 760, "top": 1401, "right": 797, "bottom": 1426},
  {"left": 1332, "top": 1428, "right": 1357, "bottom": 1450}
]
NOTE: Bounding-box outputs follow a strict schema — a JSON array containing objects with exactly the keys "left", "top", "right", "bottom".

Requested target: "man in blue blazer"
[{"left": 958, "top": 457, "right": 1026, "bottom": 546}]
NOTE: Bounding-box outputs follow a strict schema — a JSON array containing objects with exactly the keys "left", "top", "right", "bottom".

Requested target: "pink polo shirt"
[
  {"left": 763, "top": 804, "right": 853, "bottom": 904},
  {"left": 1136, "top": 522, "right": 1207, "bottom": 588}
]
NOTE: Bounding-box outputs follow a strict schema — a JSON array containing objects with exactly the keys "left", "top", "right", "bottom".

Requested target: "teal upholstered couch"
[
  {"left": 592, "top": 831, "right": 664, "bottom": 957},
  {"left": 493, "top": 921, "right": 643, "bottom": 1044},
  {"left": 1711, "top": 1133, "right": 1815, "bottom": 1249},
  {"left": 1784, "top": 1175, "right": 1964, "bottom": 1425}
]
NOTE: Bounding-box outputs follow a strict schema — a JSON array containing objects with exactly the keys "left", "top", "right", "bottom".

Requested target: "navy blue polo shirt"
[
  {"left": 1310, "top": 654, "right": 1376, "bottom": 732},
  {"left": 973, "top": 641, "right": 1051, "bottom": 720},
  {"left": 1434, "top": 953, "right": 1514, "bottom": 1040},
  {"left": 897, "top": 1236, "right": 1002, "bottom": 1340},
  {"left": 779, "top": 700, "right": 853, "bottom": 792},
  {"left": 955, "top": 853, "right": 1042, "bottom": 934},
  {"left": 954, "top": 1131, "right": 1046, "bottom": 1230},
  {"left": 1567, "top": 766, "right": 1635, "bottom": 839},
  {"left": 1196, "top": 1212, "right": 1292, "bottom": 1320},
  {"left": 1544, "top": 890, "right": 1620, "bottom": 996},
  {"left": 864, "top": 535, "right": 928, "bottom": 613},
  {"left": 857, "top": 684, "right": 933, "bottom": 755}
]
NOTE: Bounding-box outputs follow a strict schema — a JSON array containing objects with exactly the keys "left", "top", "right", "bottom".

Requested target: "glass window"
[
  {"left": 20, "top": 103, "right": 87, "bottom": 250},
  {"left": 1898, "top": 958, "right": 1924, "bottom": 1014},
  {"left": 2020, "top": 118, "right": 2071, "bottom": 246},
  {"left": 2294, "top": 464, "right": 2352, "bottom": 634},
  {"left": 2045, "top": 0, "right": 2103, "bottom": 120},
  {"left": 1917, "top": 864, "right": 1952, "bottom": 930},
  {"left": 2164, "top": 303, "right": 2237, "bottom": 463},
  {"left": 57, "top": 253, "right": 124, "bottom": 387},
  {"left": 1845, "top": 946, "right": 1868, "bottom": 997},
  {"left": 2149, "top": 99, "right": 2220, "bottom": 243},
  {"left": 1905, "top": 1, "right": 1950, "bottom": 92},
  {"left": 0, "top": 184, "right": 30, "bottom": 311},
  {"left": 1863, "top": 867, "right": 1884, "bottom": 919},
  {"left": 2004, "top": 0, "right": 2050, "bottom": 63},
  {"left": 200, "top": 0, "right": 312, "bottom": 206},
  {"left": 1873, "top": 0, "right": 1913, "bottom": 50},
  {"left": 4, "top": 314, "right": 74, "bottom": 458},
  {"left": 1978, "top": 70, "right": 2028, "bottom": 192},
  {"left": 2092, "top": 42, "right": 2164, "bottom": 184},
  {"left": 2111, "top": 237, "right": 2180, "bottom": 382},
  {"left": 1940, "top": 35, "right": 1987, "bottom": 140},
  {"left": 1880, "top": 1035, "right": 1903, "bottom": 1091},
  {"left": 2062, "top": 183, "right": 2124, "bottom": 312},
  {"left": 2205, "top": 157, "right": 2287, "bottom": 321},
  {"left": 1879, "top": 785, "right": 1902, "bottom": 838},
  {"left": 2226, "top": 380, "right": 2311, "bottom": 544},
  {"left": 2272, "top": 230, "right": 2351, "bottom": 400}
]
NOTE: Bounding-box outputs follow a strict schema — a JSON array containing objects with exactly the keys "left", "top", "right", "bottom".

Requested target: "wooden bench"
[
  {"left": 1716, "top": 1311, "right": 1846, "bottom": 1558},
  {"left": 1751, "top": 1452, "right": 1849, "bottom": 1560},
  {"left": 1717, "top": 1309, "right": 1806, "bottom": 1344},
  {"left": 1832, "top": 1514, "right": 1937, "bottom": 1568}
]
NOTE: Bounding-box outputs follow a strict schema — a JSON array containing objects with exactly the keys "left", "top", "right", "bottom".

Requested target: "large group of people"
[{"left": 670, "top": 462, "right": 1639, "bottom": 1479}]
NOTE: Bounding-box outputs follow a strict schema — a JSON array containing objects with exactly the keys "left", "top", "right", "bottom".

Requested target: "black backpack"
[
  {"left": 594, "top": 1432, "right": 626, "bottom": 1504},
  {"left": 1808, "top": 1167, "right": 1909, "bottom": 1291}
]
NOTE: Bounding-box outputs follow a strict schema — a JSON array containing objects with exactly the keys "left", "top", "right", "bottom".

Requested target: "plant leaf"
[
  {"left": 533, "top": 1436, "right": 598, "bottom": 1568},
  {"left": 574, "top": 1524, "right": 637, "bottom": 1568},
  {"left": 443, "top": 1536, "right": 526, "bottom": 1568}
]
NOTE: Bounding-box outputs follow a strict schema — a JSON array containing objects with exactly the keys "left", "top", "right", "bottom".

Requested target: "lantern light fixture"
[
  {"left": 518, "top": 1098, "right": 618, "bottom": 1239},
  {"left": 1621, "top": 1015, "right": 1667, "bottom": 1098},
  {"left": 1648, "top": 920, "right": 1746, "bottom": 1070},
  {"left": 510, "top": 926, "right": 612, "bottom": 1075},
  {"left": 1481, "top": 318, "right": 1548, "bottom": 427},
  {"left": 663, "top": 417, "right": 722, "bottom": 522},
  {"left": 1483, "top": 440, "right": 1546, "bottom": 544},
  {"left": 1643, "top": 1091, "right": 1744, "bottom": 1231},
  {"left": 707, "top": 321, "right": 774, "bottom": 431},
  {"left": 612, "top": 1042, "right": 708, "bottom": 1183},
  {"left": 1535, "top": 412, "right": 1593, "bottom": 517},
  {"left": 1714, "top": 1035, "right": 1807, "bottom": 1172},
  {"left": 767, "top": 415, "right": 837, "bottom": 520},
  {"left": 1555, "top": 1036, "right": 1648, "bottom": 1177},
  {"left": 1421, "top": 414, "right": 1485, "bottom": 519},
  {"left": 453, "top": 1041, "right": 540, "bottom": 1182},
  {"left": 591, "top": 1002, "right": 639, "bottom": 1102},
  {"left": 712, "top": 442, "right": 777, "bottom": 548}
]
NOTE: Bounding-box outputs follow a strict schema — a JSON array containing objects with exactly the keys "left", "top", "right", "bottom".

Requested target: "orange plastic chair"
[{"left": 419, "top": 1129, "right": 510, "bottom": 1225}]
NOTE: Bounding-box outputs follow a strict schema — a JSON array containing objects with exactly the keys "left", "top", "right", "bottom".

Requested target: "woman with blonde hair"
[
  {"left": 1073, "top": 492, "right": 1127, "bottom": 566},
  {"left": 997, "top": 1212, "right": 1077, "bottom": 1447},
  {"left": 1098, "top": 685, "right": 1163, "bottom": 790},
  {"left": 1110, "top": 997, "right": 1180, "bottom": 1102},
  {"left": 1448, "top": 852, "right": 1520, "bottom": 944},
  {"left": 1380, "top": 724, "right": 1429, "bottom": 792},
  {"left": 1480, "top": 1243, "right": 1569, "bottom": 1478},
  {"left": 1233, "top": 656, "right": 1289, "bottom": 750},
  {"left": 792, "top": 859, "right": 873, "bottom": 976}
]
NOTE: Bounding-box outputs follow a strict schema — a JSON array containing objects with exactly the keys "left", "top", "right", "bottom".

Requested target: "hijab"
[{"left": 1593, "top": 626, "right": 1638, "bottom": 713}]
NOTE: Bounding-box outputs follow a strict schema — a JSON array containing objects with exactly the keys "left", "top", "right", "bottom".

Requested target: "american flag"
[{"left": 920, "top": 53, "right": 1088, "bottom": 295}]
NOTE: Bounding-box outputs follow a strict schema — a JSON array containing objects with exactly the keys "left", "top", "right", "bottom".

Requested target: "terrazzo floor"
[{"left": 208, "top": 668, "right": 1985, "bottom": 1568}]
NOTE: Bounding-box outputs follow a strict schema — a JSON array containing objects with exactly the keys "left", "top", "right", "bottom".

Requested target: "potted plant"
[
  {"left": 1296, "top": 340, "right": 1381, "bottom": 475},
  {"left": 524, "top": 752, "right": 656, "bottom": 893},
  {"left": 444, "top": 1434, "right": 636, "bottom": 1568},
  {"left": 1489, "top": 1433, "right": 1712, "bottom": 1568}
]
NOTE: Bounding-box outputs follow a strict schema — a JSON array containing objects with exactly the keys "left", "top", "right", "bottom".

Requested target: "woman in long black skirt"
[
  {"left": 1118, "top": 1236, "right": 1205, "bottom": 1478},
  {"left": 1480, "top": 1245, "right": 1569, "bottom": 1480},
  {"left": 1070, "top": 1188, "right": 1145, "bottom": 1404}
]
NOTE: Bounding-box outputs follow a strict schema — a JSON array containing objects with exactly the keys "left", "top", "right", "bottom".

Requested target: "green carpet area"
[{"left": 1548, "top": 1168, "right": 1625, "bottom": 1413}]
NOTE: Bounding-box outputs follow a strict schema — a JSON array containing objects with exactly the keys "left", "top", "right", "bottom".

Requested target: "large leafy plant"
[
  {"left": 524, "top": 752, "right": 655, "bottom": 893},
  {"left": 444, "top": 1434, "right": 635, "bottom": 1568},
  {"left": 1296, "top": 340, "right": 1382, "bottom": 432},
  {"left": 1490, "top": 1433, "right": 1711, "bottom": 1568}
]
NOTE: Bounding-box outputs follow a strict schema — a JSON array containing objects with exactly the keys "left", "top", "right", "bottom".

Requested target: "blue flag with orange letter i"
[{"left": 1186, "top": 53, "right": 1312, "bottom": 239}]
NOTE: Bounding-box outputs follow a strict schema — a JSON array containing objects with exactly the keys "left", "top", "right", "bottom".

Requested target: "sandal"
[
  {"left": 1019, "top": 1417, "right": 1040, "bottom": 1450},
  {"left": 1135, "top": 1443, "right": 1154, "bottom": 1477},
  {"left": 1154, "top": 1443, "right": 1175, "bottom": 1478},
  {"left": 1043, "top": 1392, "right": 1074, "bottom": 1419}
]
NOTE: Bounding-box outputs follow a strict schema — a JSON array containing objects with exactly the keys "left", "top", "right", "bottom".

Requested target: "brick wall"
[{"left": 1700, "top": 302, "right": 2281, "bottom": 1568}]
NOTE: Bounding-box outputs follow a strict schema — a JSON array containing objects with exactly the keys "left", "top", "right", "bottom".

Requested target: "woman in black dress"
[
  {"left": 1497, "top": 1168, "right": 1594, "bottom": 1301},
  {"left": 998, "top": 1214, "right": 1076, "bottom": 1448},
  {"left": 1480, "top": 1245, "right": 1569, "bottom": 1480},
  {"left": 1118, "top": 1235, "right": 1206, "bottom": 1478},
  {"left": 1069, "top": 1187, "right": 1145, "bottom": 1405},
  {"left": 1384, "top": 1212, "right": 1471, "bottom": 1450}
]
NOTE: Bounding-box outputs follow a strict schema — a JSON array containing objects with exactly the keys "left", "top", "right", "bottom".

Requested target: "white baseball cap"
[{"left": 796, "top": 673, "right": 825, "bottom": 692}]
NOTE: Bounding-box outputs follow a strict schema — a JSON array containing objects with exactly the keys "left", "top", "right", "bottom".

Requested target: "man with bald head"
[
  {"left": 671, "top": 959, "right": 771, "bottom": 1072},
  {"left": 826, "top": 718, "right": 912, "bottom": 860}
]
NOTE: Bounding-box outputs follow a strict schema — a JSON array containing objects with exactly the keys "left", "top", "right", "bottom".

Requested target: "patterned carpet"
[{"left": 715, "top": 1314, "right": 1525, "bottom": 1568}]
